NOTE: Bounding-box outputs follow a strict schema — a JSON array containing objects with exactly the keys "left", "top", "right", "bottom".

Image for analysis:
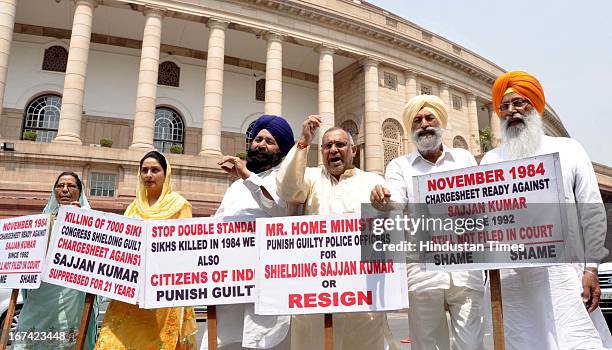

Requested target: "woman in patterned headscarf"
[{"left": 14, "top": 172, "right": 99, "bottom": 350}]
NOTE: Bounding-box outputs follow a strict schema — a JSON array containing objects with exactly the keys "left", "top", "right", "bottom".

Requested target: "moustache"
[{"left": 416, "top": 128, "right": 437, "bottom": 137}]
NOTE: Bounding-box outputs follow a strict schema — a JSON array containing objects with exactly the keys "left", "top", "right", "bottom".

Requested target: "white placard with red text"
[
  {"left": 0, "top": 214, "right": 50, "bottom": 288},
  {"left": 42, "top": 206, "right": 145, "bottom": 304},
  {"left": 142, "top": 216, "right": 257, "bottom": 308},
  {"left": 412, "top": 153, "right": 568, "bottom": 271},
  {"left": 255, "top": 214, "right": 408, "bottom": 315}
]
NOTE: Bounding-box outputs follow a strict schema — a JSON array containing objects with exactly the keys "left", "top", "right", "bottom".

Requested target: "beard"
[
  {"left": 412, "top": 126, "right": 443, "bottom": 154},
  {"left": 501, "top": 109, "right": 543, "bottom": 160},
  {"left": 246, "top": 148, "right": 284, "bottom": 174}
]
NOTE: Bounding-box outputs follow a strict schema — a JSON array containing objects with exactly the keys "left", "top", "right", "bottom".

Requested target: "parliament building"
[{"left": 0, "top": 0, "right": 610, "bottom": 218}]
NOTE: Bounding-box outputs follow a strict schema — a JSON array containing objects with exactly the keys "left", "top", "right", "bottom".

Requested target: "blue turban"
[{"left": 250, "top": 115, "right": 295, "bottom": 156}]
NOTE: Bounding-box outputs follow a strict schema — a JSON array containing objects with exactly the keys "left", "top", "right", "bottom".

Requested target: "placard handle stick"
[
  {"left": 490, "top": 269, "right": 505, "bottom": 350},
  {"left": 0, "top": 289, "right": 19, "bottom": 350},
  {"left": 75, "top": 292, "right": 96, "bottom": 350},
  {"left": 208, "top": 305, "right": 218, "bottom": 350},
  {"left": 324, "top": 313, "right": 333, "bottom": 350}
]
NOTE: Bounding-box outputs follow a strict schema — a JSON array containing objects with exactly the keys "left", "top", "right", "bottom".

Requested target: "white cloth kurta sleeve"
[
  {"left": 276, "top": 145, "right": 310, "bottom": 204},
  {"left": 570, "top": 140, "right": 608, "bottom": 266},
  {"left": 466, "top": 153, "right": 478, "bottom": 167},
  {"left": 243, "top": 172, "right": 288, "bottom": 218},
  {"left": 215, "top": 181, "right": 236, "bottom": 218},
  {"left": 384, "top": 158, "right": 409, "bottom": 203}
]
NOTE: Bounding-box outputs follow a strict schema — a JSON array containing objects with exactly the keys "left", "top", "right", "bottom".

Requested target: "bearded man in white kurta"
[
  {"left": 276, "top": 115, "right": 385, "bottom": 350},
  {"left": 371, "top": 95, "right": 485, "bottom": 350},
  {"left": 481, "top": 71, "right": 610, "bottom": 350},
  {"left": 201, "top": 115, "right": 295, "bottom": 350}
]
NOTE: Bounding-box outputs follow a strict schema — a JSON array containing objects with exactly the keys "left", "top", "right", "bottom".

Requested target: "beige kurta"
[{"left": 276, "top": 145, "right": 386, "bottom": 350}]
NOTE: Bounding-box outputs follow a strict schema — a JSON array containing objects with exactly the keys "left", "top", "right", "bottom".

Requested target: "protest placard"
[
  {"left": 255, "top": 213, "right": 408, "bottom": 315},
  {"left": 409, "top": 153, "right": 568, "bottom": 271},
  {"left": 142, "top": 216, "right": 257, "bottom": 308},
  {"left": 42, "top": 206, "right": 144, "bottom": 304},
  {"left": 0, "top": 214, "right": 50, "bottom": 288}
]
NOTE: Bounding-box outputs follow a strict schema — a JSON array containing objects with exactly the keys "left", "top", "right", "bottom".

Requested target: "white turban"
[{"left": 402, "top": 95, "right": 448, "bottom": 129}]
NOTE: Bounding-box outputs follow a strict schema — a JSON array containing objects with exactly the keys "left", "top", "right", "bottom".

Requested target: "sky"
[{"left": 369, "top": 0, "right": 612, "bottom": 166}]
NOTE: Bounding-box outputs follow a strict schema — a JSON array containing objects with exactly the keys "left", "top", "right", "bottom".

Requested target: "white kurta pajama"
[
  {"left": 201, "top": 166, "right": 291, "bottom": 350},
  {"left": 276, "top": 145, "right": 387, "bottom": 350},
  {"left": 481, "top": 135, "right": 611, "bottom": 350},
  {"left": 385, "top": 145, "right": 485, "bottom": 350}
]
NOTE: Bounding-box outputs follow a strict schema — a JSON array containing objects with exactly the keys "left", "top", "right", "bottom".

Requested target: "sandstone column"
[
  {"left": 129, "top": 8, "right": 163, "bottom": 151},
  {"left": 54, "top": 0, "right": 96, "bottom": 144},
  {"left": 363, "top": 58, "right": 383, "bottom": 174},
  {"left": 489, "top": 103, "right": 501, "bottom": 147},
  {"left": 466, "top": 93, "right": 480, "bottom": 154},
  {"left": 200, "top": 19, "right": 228, "bottom": 156},
  {"left": 403, "top": 70, "right": 418, "bottom": 152},
  {"left": 404, "top": 70, "right": 417, "bottom": 103},
  {"left": 439, "top": 81, "right": 451, "bottom": 110},
  {"left": 317, "top": 44, "right": 335, "bottom": 163},
  {"left": 264, "top": 33, "right": 283, "bottom": 116},
  {"left": 0, "top": 0, "right": 15, "bottom": 139}
]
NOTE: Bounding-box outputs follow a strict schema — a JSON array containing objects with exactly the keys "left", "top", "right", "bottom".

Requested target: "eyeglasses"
[
  {"left": 321, "top": 141, "right": 349, "bottom": 150},
  {"left": 499, "top": 98, "right": 530, "bottom": 112},
  {"left": 55, "top": 183, "right": 78, "bottom": 191}
]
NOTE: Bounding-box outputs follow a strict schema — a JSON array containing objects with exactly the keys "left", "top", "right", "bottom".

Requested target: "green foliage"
[
  {"left": 170, "top": 144, "right": 184, "bottom": 154},
  {"left": 100, "top": 138, "right": 113, "bottom": 148},
  {"left": 478, "top": 127, "right": 493, "bottom": 153},
  {"left": 235, "top": 151, "right": 247, "bottom": 160},
  {"left": 22, "top": 130, "right": 37, "bottom": 141}
]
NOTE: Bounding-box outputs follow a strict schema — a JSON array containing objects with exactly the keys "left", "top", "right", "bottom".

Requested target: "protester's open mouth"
[
  {"left": 329, "top": 155, "right": 343, "bottom": 166},
  {"left": 144, "top": 181, "right": 155, "bottom": 187},
  {"left": 418, "top": 130, "right": 435, "bottom": 137},
  {"left": 507, "top": 117, "right": 524, "bottom": 127}
]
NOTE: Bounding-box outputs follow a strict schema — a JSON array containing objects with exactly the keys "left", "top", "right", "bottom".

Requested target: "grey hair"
[{"left": 322, "top": 127, "right": 354, "bottom": 146}]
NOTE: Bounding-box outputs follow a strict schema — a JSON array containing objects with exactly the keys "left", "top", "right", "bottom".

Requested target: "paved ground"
[{"left": 194, "top": 310, "right": 496, "bottom": 350}]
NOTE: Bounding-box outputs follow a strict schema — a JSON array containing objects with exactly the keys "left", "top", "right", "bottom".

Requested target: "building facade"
[{"left": 0, "top": 0, "right": 607, "bottom": 218}]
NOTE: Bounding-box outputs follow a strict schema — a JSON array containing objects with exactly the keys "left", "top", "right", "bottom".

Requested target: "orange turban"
[{"left": 492, "top": 71, "right": 545, "bottom": 117}]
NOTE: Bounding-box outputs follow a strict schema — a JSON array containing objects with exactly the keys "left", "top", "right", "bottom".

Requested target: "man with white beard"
[
  {"left": 371, "top": 95, "right": 485, "bottom": 350},
  {"left": 481, "top": 70, "right": 610, "bottom": 350}
]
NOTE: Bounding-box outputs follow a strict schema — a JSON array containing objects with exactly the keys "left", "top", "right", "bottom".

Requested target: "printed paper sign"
[
  {"left": 143, "top": 216, "right": 257, "bottom": 308},
  {"left": 42, "top": 206, "right": 144, "bottom": 304},
  {"left": 411, "top": 153, "right": 568, "bottom": 271},
  {"left": 0, "top": 214, "right": 50, "bottom": 288},
  {"left": 256, "top": 214, "right": 408, "bottom": 315}
]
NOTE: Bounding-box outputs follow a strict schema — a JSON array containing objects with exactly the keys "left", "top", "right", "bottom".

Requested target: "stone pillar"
[
  {"left": 489, "top": 103, "right": 501, "bottom": 147},
  {"left": 404, "top": 70, "right": 417, "bottom": 103},
  {"left": 403, "top": 70, "right": 418, "bottom": 153},
  {"left": 54, "top": 0, "right": 96, "bottom": 144},
  {"left": 363, "top": 58, "right": 383, "bottom": 174},
  {"left": 200, "top": 19, "right": 228, "bottom": 156},
  {"left": 439, "top": 81, "right": 451, "bottom": 110},
  {"left": 0, "top": 0, "right": 15, "bottom": 139},
  {"left": 129, "top": 8, "right": 163, "bottom": 151},
  {"left": 264, "top": 32, "right": 283, "bottom": 116},
  {"left": 466, "top": 93, "right": 480, "bottom": 154},
  {"left": 317, "top": 44, "right": 335, "bottom": 163}
]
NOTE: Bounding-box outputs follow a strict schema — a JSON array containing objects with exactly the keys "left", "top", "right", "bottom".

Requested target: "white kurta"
[
  {"left": 201, "top": 166, "right": 291, "bottom": 350},
  {"left": 481, "top": 135, "right": 610, "bottom": 350},
  {"left": 385, "top": 145, "right": 485, "bottom": 350},
  {"left": 276, "top": 145, "right": 386, "bottom": 350}
]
